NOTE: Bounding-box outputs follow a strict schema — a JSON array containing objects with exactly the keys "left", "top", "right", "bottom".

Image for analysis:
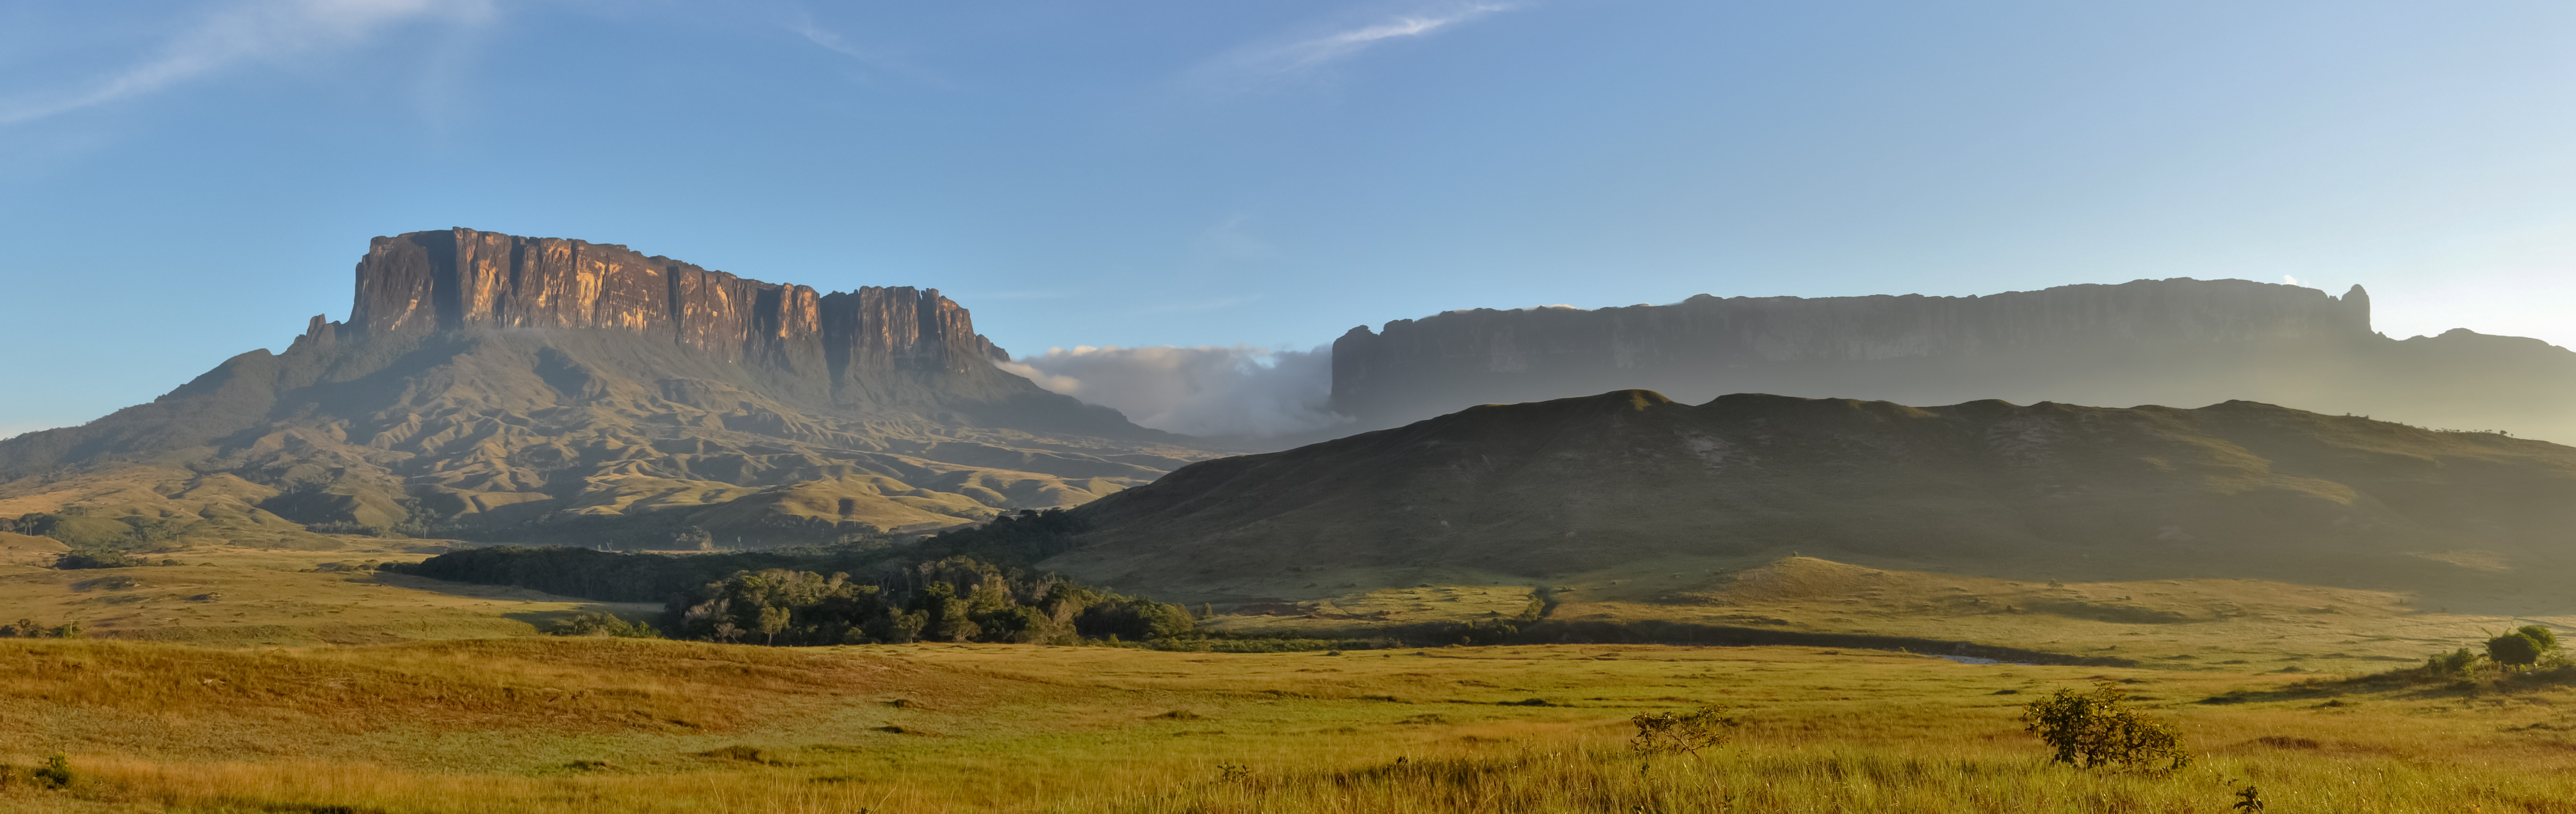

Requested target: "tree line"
[
  {"left": 662, "top": 557, "right": 1194, "bottom": 645},
  {"left": 393, "top": 510, "right": 1197, "bottom": 646}
]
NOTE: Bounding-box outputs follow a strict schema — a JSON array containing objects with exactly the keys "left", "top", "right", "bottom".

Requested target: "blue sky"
[{"left": 5, "top": 0, "right": 2575, "bottom": 437}]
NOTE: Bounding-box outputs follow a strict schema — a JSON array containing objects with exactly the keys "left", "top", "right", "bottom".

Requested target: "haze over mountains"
[
  {"left": 1326, "top": 279, "right": 2576, "bottom": 443},
  {"left": 0, "top": 228, "right": 1213, "bottom": 549}
]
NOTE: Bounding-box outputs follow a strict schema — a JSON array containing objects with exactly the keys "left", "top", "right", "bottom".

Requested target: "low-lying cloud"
[{"left": 999, "top": 345, "right": 1346, "bottom": 438}]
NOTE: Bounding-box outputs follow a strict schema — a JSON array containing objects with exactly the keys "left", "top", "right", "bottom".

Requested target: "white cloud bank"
[
  {"left": 3, "top": 0, "right": 487, "bottom": 125},
  {"left": 998, "top": 345, "right": 1347, "bottom": 438}
]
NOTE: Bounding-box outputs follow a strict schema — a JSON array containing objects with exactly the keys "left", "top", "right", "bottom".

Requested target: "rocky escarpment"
[
  {"left": 0, "top": 229, "right": 1213, "bottom": 549},
  {"left": 1332, "top": 278, "right": 2576, "bottom": 443},
  {"left": 346, "top": 227, "right": 1006, "bottom": 378}
]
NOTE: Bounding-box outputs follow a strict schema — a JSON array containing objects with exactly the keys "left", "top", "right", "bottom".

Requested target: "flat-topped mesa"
[
  {"left": 1332, "top": 278, "right": 2378, "bottom": 425},
  {"left": 344, "top": 227, "right": 1005, "bottom": 373}
]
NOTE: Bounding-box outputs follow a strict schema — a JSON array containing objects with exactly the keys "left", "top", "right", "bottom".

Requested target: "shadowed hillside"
[{"left": 1049, "top": 390, "right": 2576, "bottom": 605}]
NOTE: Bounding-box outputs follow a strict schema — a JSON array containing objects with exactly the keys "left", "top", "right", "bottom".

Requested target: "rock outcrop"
[
  {"left": 346, "top": 227, "right": 1006, "bottom": 377},
  {"left": 1330, "top": 278, "right": 2576, "bottom": 442}
]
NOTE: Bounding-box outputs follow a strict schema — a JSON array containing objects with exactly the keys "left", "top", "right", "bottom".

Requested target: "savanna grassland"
[
  {"left": 9, "top": 539, "right": 2576, "bottom": 812},
  {"left": 6, "top": 631, "right": 2576, "bottom": 813}
]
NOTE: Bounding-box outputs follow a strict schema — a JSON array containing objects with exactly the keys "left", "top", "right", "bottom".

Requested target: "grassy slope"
[
  {"left": 0, "top": 540, "right": 654, "bottom": 647},
  {"left": 0, "top": 327, "right": 1217, "bottom": 547},
  {"left": 4, "top": 638, "right": 2576, "bottom": 812}
]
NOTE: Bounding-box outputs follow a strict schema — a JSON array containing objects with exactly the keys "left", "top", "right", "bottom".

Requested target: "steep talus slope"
[
  {"left": 1331, "top": 279, "right": 2576, "bottom": 443},
  {"left": 0, "top": 228, "right": 1217, "bottom": 548},
  {"left": 1050, "top": 390, "right": 2576, "bottom": 600}
]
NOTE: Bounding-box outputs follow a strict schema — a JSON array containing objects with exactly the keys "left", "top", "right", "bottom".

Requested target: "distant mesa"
[
  {"left": 1329, "top": 279, "right": 2576, "bottom": 444},
  {"left": 0, "top": 228, "right": 1214, "bottom": 550}
]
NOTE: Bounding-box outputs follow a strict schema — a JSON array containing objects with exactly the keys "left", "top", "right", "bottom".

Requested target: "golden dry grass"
[
  {"left": 1206, "top": 554, "right": 2576, "bottom": 674},
  {"left": 5, "top": 638, "right": 2576, "bottom": 812},
  {"left": 0, "top": 542, "right": 658, "bottom": 647}
]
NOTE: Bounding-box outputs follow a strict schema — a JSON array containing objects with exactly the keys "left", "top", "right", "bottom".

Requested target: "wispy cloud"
[
  {"left": 1188, "top": 3, "right": 1516, "bottom": 95},
  {"left": 782, "top": 7, "right": 951, "bottom": 88},
  {"left": 1, "top": 0, "right": 489, "bottom": 126},
  {"left": 786, "top": 11, "right": 887, "bottom": 67}
]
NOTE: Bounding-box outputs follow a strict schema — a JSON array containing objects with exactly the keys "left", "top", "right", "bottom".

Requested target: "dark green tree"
[
  {"left": 920, "top": 582, "right": 983, "bottom": 642},
  {"left": 2518, "top": 624, "right": 2560, "bottom": 652},
  {"left": 2487, "top": 631, "right": 2546, "bottom": 669}
]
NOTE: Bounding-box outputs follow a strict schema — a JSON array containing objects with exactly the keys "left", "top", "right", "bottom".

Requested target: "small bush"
[
  {"left": 2520, "top": 625, "right": 2561, "bottom": 651},
  {"left": 31, "top": 753, "right": 72, "bottom": 789},
  {"left": 2021, "top": 681, "right": 2192, "bottom": 772},
  {"left": 1629, "top": 704, "right": 1739, "bottom": 755},
  {"left": 2426, "top": 647, "right": 2483, "bottom": 676},
  {"left": 2488, "top": 632, "right": 2548, "bottom": 670},
  {"left": 2232, "top": 782, "right": 2266, "bottom": 812}
]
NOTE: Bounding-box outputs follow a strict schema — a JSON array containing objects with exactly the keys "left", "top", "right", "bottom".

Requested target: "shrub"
[
  {"left": 2521, "top": 625, "right": 2562, "bottom": 650},
  {"left": 2488, "top": 631, "right": 2547, "bottom": 670},
  {"left": 2426, "top": 647, "right": 2484, "bottom": 676},
  {"left": 1629, "top": 704, "right": 1739, "bottom": 755},
  {"left": 54, "top": 550, "right": 142, "bottom": 570},
  {"left": 31, "top": 753, "right": 72, "bottom": 789},
  {"left": 2021, "top": 681, "right": 2193, "bottom": 772},
  {"left": 0, "top": 619, "right": 81, "bottom": 639}
]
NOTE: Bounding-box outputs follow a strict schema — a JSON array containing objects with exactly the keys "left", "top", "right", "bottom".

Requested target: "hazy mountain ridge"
[
  {"left": 1048, "top": 389, "right": 2576, "bottom": 605},
  {"left": 1330, "top": 278, "right": 2576, "bottom": 443},
  {"left": 0, "top": 229, "right": 1217, "bottom": 549}
]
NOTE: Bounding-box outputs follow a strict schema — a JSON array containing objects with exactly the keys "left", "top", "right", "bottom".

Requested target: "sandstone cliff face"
[
  {"left": 347, "top": 228, "right": 1006, "bottom": 376},
  {"left": 1329, "top": 278, "right": 2576, "bottom": 443}
]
